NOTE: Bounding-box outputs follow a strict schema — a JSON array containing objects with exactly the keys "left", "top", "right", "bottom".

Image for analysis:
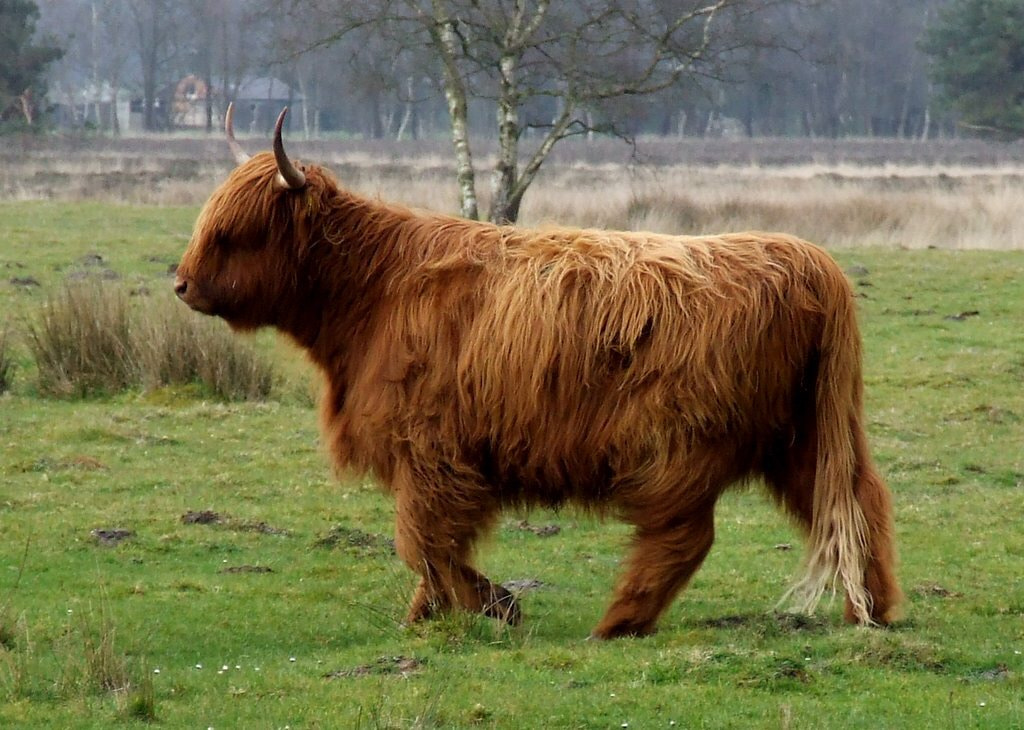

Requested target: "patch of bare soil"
[
  {"left": 78, "top": 253, "right": 105, "bottom": 266},
  {"left": 502, "top": 578, "right": 546, "bottom": 594},
  {"left": 944, "top": 310, "right": 980, "bottom": 321},
  {"left": 913, "top": 582, "right": 962, "bottom": 598},
  {"left": 91, "top": 528, "right": 134, "bottom": 546},
  {"left": 9, "top": 276, "right": 40, "bottom": 287},
  {"left": 700, "top": 612, "right": 829, "bottom": 634},
  {"left": 972, "top": 664, "right": 1011, "bottom": 682},
  {"left": 181, "top": 510, "right": 222, "bottom": 525},
  {"left": 219, "top": 565, "right": 274, "bottom": 574},
  {"left": 514, "top": 520, "right": 561, "bottom": 537},
  {"left": 179, "top": 509, "right": 290, "bottom": 536},
  {"left": 323, "top": 655, "right": 424, "bottom": 680},
  {"left": 234, "top": 520, "right": 290, "bottom": 536},
  {"left": 312, "top": 525, "right": 395, "bottom": 556}
]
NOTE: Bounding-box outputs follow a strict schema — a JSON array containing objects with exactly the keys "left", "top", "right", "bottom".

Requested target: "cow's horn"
[
  {"left": 273, "top": 107, "right": 306, "bottom": 189},
  {"left": 225, "top": 102, "right": 250, "bottom": 165}
]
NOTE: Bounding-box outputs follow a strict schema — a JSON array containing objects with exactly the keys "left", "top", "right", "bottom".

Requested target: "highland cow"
[{"left": 174, "top": 106, "right": 901, "bottom": 638}]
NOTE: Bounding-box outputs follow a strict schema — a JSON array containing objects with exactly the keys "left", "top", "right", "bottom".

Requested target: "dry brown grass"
[
  {"left": 5, "top": 135, "right": 1024, "bottom": 249},
  {"left": 525, "top": 165, "right": 1024, "bottom": 250}
]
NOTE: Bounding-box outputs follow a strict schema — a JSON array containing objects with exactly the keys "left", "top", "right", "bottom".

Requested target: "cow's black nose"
[{"left": 173, "top": 278, "right": 188, "bottom": 298}]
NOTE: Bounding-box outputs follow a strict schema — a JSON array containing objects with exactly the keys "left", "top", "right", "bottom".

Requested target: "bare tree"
[
  {"left": 38, "top": 0, "right": 130, "bottom": 132},
  {"left": 284, "top": 0, "right": 790, "bottom": 224},
  {"left": 126, "top": 0, "right": 182, "bottom": 130}
]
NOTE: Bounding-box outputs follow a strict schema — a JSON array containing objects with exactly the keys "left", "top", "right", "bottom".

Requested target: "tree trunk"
[
  {"left": 502, "top": 106, "right": 574, "bottom": 225},
  {"left": 396, "top": 77, "right": 415, "bottom": 141},
  {"left": 489, "top": 53, "right": 520, "bottom": 225},
  {"left": 90, "top": 1, "right": 101, "bottom": 129},
  {"left": 487, "top": 1, "right": 550, "bottom": 223},
  {"left": 368, "top": 92, "right": 383, "bottom": 139},
  {"left": 431, "top": 1, "right": 478, "bottom": 220},
  {"left": 19, "top": 91, "right": 34, "bottom": 126},
  {"left": 298, "top": 74, "right": 311, "bottom": 139},
  {"left": 139, "top": 6, "right": 160, "bottom": 132}
]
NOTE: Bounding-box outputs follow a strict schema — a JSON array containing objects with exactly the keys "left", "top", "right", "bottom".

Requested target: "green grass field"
[{"left": 1, "top": 201, "right": 1023, "bottom": 728}]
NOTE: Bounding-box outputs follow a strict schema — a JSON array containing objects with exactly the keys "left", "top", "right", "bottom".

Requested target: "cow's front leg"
[{"left": 392, "top": 465, "right": 517, "bottom": 625}]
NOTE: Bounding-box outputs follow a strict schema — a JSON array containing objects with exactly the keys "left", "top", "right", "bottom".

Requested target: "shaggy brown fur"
[{"left": 175, "top": 139, "right": 902, "bottom": 638}]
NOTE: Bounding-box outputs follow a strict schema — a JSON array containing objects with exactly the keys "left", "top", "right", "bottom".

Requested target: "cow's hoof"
[
  {"left": 484, "top": 588, "right": 521, "bottom": 625},
  {"left": 589, "top": 619, "right": 657, "bottom": 640}
]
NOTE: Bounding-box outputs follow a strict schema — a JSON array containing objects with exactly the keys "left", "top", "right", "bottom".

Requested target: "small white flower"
[
  {"left": 153, "top": 668, "right": 161, "bottom": 674},
  {"left": 195, "top": 664, "right": 203, "bottom": 670},
  {"left": 979, "top": 702, "right": 986, "bottom": 707},
  {"left": 289, "top": 657, "right": 296, "bottom": 662},
  {"left": 235, "top": 665, "right": 241, "bottom": 669},
  {"left": 222, "top": 665, "right": 229, "bottom": 671}
]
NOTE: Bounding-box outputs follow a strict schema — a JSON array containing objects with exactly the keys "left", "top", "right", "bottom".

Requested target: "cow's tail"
[{"left": 779, "top": 277, "right": 874, "bottom": 624}]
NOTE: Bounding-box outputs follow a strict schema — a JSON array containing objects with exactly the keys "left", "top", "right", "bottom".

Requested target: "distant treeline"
[{"left": 31, "top": 0, "right": 995, "bottom": 140}]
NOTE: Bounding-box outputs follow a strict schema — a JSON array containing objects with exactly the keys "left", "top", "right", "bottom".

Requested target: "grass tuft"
[
  {"left": 124, "top": 665, "right": 157, "bottom": 722},
  {"left": 80, "top": 611, "right": 129, "bottom": 693},
  {"left": 135, "top": 296, "right": 275, "bottom": 401},
  {"left": 0, "top": 615, "right": 33, "bottom": 701},
  {"left": 26, "top": 282, "right": 137, "bottom": 396},
  {"left": 24, "top": 282, "right": 274, "bottom": 400}
]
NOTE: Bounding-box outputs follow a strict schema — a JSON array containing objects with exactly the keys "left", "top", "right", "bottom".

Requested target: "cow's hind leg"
[
  {"left": 393, "top": 468, "right": 519, "bottom": 626},
  {"left": 591, "top": 508, "right": 715, "bottom": 640}
]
